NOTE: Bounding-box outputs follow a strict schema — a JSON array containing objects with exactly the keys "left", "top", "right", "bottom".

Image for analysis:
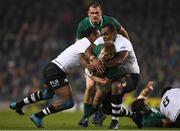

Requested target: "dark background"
[{"left": 0, "top": 0, "right": 179, "bottom": 101}]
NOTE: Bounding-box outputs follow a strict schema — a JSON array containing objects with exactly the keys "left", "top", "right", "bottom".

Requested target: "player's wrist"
[{"left": 89, "top": 55, "right": 96, "bottom": 61}]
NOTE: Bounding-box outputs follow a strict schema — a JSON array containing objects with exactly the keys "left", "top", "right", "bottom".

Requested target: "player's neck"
[{"left": 89, "top": 17, "right": 103, "bottom": 27}]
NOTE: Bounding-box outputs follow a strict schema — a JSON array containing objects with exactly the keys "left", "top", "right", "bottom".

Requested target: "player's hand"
[
  {"left": 147, "top": 81, "right": 154, "bottom": 91},
  {"left": 91, "top": 58, "right": 105, "bottom": 73}
]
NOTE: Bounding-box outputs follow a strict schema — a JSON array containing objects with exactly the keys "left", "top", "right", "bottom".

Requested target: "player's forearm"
[
  {"left": 104, "top": 51, "right": 128, "bottom": 68},
  {"left": 79, "top": 53, "right": 90, "bottom": 68},
  {"left": 138, "top": 81, "right": 154, "bottom": 99},
  {"left": 138, "top": 88, "right": 151, "bottom": 100},
  {"left": 85, "top": 44, "right": 96, "bottom": 59},
  {"left": 119, "top": 26, "right": 130, "bottom": 40},
  {"left": 90, "top": 76, "right": 109, "bottom": 85}
]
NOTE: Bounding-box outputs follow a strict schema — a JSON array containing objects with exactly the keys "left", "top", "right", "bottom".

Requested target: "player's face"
[
  {"left": 99, "top": 49, "right": 112, "bottom": 62},
  {"left": 102, "top": 27, "right": 116, "bottom": 43},
  {"left": 88, "top": 7, "right": 102, "bottom": 25}
]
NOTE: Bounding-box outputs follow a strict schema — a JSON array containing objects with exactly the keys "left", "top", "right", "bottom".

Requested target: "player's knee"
[
  {"left": 62, "top": 99, "right": 75, "bottom": 109},
  {"left": 42, "top": 88, "right": 54, "bottom": 99},
  {"left": 86, "top": 86, "right": 96, "bottom": 95}
]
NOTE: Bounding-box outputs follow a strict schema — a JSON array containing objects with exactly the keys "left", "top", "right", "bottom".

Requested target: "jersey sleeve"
[
  {"left": 93, "top": 44, "right": 104, "bottom": 58},
  {"left": 76, "top": 21, "right": 86, "bottom": 39},
  {"left": 111, "top": 17, "right": 121, "bottom": 32},
  {"left": 116, "top": 37, "right": 132, "bottom": 52},
  {"left": 94, "top": 37, "right": 104, "bottom": 46},
  {"left": 76, "top": 39, "right": 91, "bottom": 53}
]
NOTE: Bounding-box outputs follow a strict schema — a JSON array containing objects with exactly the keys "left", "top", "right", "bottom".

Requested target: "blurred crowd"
[{"left": 0, "top": 0, "right": 179, "bottom": 101}]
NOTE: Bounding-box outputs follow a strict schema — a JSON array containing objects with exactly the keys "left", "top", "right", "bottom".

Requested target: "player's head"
[
  {"left": 99, "top": 43, "right": 116, "bottom": 62},
  {"left": 85, "top": 27, "right": 100, "bottom": 42},
  {"left": 87, "top": 2, "right": 102, "bottom": 25},
  {"left": 161, "top": 86, "right": 173, "bottom": 97},
  {"left": 131, "top": 98, "right": 151, "bottom": 114},
  {"left": 102, "top": 23, "right": 117, "bottom": 43}
]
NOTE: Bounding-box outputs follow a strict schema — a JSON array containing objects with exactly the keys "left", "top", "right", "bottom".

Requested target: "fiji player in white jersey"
[
  {"left": 9, "top": 27, "right": 100, "bottom": 128},
  {"left": 81, "top": 23, "right": 140, "bottom": 129},
  {"left": 160, "top": 87, "right": 180, "bottom": 128}
]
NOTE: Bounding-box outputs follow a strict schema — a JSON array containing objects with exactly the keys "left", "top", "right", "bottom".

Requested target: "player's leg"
[
  {"left": 78, "top": 76, "right": 96, "bottom": 126},
  {"left": 10, "top": 85, "right": 54, "bottom": 115},
  {"left": 31, "top": 85, "right": 74, "bottom": 128},
  {"left": 29, "top": 62, "right": 71, "bottom": 128},
  {"left": 109, "top": 74, "right": 140, "bottom": 129},
  {"left": 80, "top": 87, "right": 107, "bottom": 127},
  {"left": 9, "top": 63, "right": 57, "bottom": 115}
]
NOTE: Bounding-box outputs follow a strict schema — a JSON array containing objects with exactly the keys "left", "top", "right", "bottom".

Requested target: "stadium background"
[{"left": 0, "top": 0, "right": 179, "bottom": 111}]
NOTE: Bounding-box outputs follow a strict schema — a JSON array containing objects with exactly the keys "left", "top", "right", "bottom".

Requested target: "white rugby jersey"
[
  {"left": 160, "top": 88, "right": 180, "bottom": 122},
  {"left": 52, "top": 38, "right": 91, "bottom": 73},
  {"left": 94, "top": 34, "right": 140, "bottom": 74}
]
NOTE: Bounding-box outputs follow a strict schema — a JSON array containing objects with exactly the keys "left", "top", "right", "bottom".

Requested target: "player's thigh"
[
  {"left": 85, "top": 76, "right": 96, "bottom": 94},
  {"left": 86, "top": 76, "right": 96, "bottom": 88},
  {"left": 116, "top": 73, "right": 140, "bottom": 94},
  {"left": 93, "top": 88, "right": 107, "bottom": 105},
  {"left": 43, "top": 62, "right": 69, "bottom": 89},
  {"left": 55, "top": 85, "right": 73, "bottom": 101}
]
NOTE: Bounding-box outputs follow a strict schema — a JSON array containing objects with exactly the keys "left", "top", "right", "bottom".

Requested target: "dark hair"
[
  {"left": 102, "top": 23, "right": 116, "bottom": 32},
  {"left": 161, "top": 86, "right": 173, "bottom": 97},
  {"left": 131, "top": 99, "right": 145, "bottom": 112},
  {"left": 131, "top": 99, "right": 151, "bottom": 115},
  {"left": 84, "top": 27, "right": 98, "bottom": 37},
  {"left": 88, "top": 2, "right": 102, "bottom": 11}
]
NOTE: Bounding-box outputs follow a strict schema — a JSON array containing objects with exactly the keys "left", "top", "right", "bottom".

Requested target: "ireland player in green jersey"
[
  {"left": 131, "top": 81, "right": 173, "bottom": 127},
  {"left": 77, "top": 2, "right": 130, "bottom": 126},
  {"left": 76, "top": 2, "right": 129, "bottom": 40},
  {"left": 79, "top": 43, "right": 142, "bottom": 129}
]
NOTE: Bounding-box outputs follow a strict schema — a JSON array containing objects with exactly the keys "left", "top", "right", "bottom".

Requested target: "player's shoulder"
[
  {"left": 94, "top": 36, "right": 104, "bottom": 45},
  {"left": 116, "top": 34, "right": 131, "bottom": 43},
  {"left": 76, "top": 37, "right": 88, "bottom": 43},
  {"left": 79, "top": 17, "right": 90, "bottom": 24},
  {"left": 103, "top": 15, "right": 115, "bottom": 20}
]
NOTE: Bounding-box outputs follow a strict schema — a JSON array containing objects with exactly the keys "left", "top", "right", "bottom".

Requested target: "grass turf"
[{"left": 0, "top": 110, "right": 178, "bottom": 130}]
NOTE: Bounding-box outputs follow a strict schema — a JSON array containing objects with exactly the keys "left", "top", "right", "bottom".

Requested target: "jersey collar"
[{"left": 89, "top": 17, "right": 103, "bottom": 27}]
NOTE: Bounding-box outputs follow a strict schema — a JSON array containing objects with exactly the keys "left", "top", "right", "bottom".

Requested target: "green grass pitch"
[{"left": 0, "top": 110, "right": 178, "bottom": 130}]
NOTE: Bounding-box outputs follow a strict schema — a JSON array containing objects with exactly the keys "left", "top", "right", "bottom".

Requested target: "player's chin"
[{"left": 104, "top": 40, "right": 113, "bottom": 44}]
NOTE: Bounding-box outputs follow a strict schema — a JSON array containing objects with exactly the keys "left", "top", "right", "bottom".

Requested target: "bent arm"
[
  {"left": 119, "top": 26, "right": 130, "bottom": 40},
  {"left": 104, "top": 51, "right": 129, "bottom": 68},
  {"left": 90, "top": 76, "right": 110, "bottom": 85},
  {"left": 137, "top": 81, "right": 154, "bottom": 100},
  {"left": 79, "top": 53, "right": 90, "bottom": 68},
  {"left": 85, "top": 44, "right": 96, "bottom": 59}
]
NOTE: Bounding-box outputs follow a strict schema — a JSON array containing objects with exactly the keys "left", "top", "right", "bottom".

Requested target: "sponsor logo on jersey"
[
  {"left": 50, "top": 79, "right": 60, "bottom": 87},
  {"left": 120, "top": 46, "right": 126, "bottom": 49},
  {"left": 64, "top": 78, "right": 68, "bottom": 82}
]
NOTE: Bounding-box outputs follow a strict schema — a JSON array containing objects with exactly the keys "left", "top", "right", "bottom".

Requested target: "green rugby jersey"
[
  {"left": 76, "top": 15, "right": 121, "bottom": 39},
  {"left": 143, "top": 108, "right": 165, "bottom": 127},
  {"left": 93, "top": 44, "right": 124, "bottom": 79}
]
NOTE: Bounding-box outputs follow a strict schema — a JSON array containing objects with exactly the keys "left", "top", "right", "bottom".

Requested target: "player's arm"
[
  {"left": 76, "top": 22, "right": 84, "bottom": 40},
  {"left": 79, "top": 53, "right": 90, "bottom": 68},
  {"left": 112, "top": 17, "right": 130, "bottom": 40},
  {"left": 119, "top": 26, "right": 130, "bottom": 40},
  {"left": 85, "top": 68, "right": 110, "bottom": 85},
  {"left": 104, "top": 51, "right": 128, "bottom": 68},
  {"left": 85, "top": 44, "right": 105, "bottom": 73},
  {"left": 79, "top": 53, "right": 97, "bottom": 71},
  {"left": 137, "top": 81, "right": 154, "bottom": 100},
  {"left": 91, "top": 75, "right": 110, "bottom": 85}
]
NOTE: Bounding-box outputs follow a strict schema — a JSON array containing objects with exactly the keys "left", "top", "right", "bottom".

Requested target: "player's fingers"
[{"left": 96, "top": 65, "right": 105, "bottom": 73}]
